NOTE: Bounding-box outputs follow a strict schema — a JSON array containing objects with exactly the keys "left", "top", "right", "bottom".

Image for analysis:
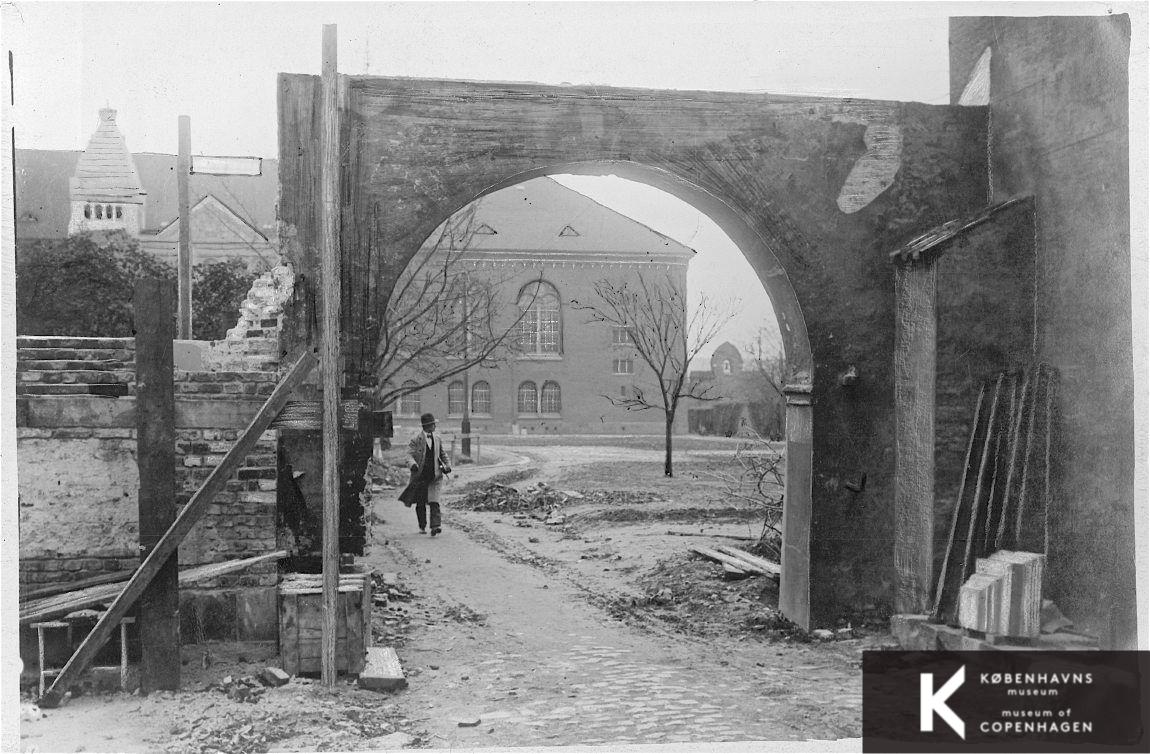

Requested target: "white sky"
[{"left": 2, "top": 1, "right": 1112, "bottom": 364}]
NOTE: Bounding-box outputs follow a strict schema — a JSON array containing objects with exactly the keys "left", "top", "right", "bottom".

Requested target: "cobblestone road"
[{"left": 370, "top": 501, "right": 864, "bottom": 749}]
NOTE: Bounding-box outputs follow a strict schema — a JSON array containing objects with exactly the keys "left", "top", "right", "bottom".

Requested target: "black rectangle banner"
[{"left": 862, "top": 651, "right": 1150, "bottom": 752}]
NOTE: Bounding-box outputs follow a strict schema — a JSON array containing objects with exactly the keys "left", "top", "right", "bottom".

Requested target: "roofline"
[
  {"left": 551, "top": 178, "right": 699, "bottom": 257},
  {"left": 153, "top": 192, "right": 269, "bottom": 241},
  {"left": 890, "top": 195, "right": 1033, "bottom": 263}
]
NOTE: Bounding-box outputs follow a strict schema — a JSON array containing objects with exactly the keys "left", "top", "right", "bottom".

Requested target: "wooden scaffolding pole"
[
  {"left": 319, "top": 23, "right": 342, "bottom": 687},
  {"left": 135, "top": 278, "right": 180, "bottom": 692}
]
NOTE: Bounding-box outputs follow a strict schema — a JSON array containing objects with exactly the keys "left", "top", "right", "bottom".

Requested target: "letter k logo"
[{"left": 920, "top": 666, "right": 965, "bottom": 739}]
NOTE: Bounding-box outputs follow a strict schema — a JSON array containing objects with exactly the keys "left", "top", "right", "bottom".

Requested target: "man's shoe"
[
  {"left": 430, "top": 528, "right": 441, "bottom": 537},
  {"left": 419, "top": 529, "right": 426, "bottom": 534}
]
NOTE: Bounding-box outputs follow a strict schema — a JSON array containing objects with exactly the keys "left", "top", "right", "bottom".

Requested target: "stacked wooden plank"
[
  {"left": 933, "top": 364, "right": 1055, "bottom": 626},
  {"left": 957, "top": 551, "right": 1045, "bottom": 639},
  {"left": 688, "top": 545, "right": 780, "bottom": 580},
  {"left": 20, "top": 551, "right": 288, "bottom": 625},
  {"left": 279, "top": 571, "right": 372, "bottom": 675}
]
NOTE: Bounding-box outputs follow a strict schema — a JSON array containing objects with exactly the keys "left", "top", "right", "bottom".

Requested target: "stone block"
[
  {"left": 359, "top": 647, "right": 407, "bottom": 691},
  {"left": 259, "top": 666, "right": 291, "bottom": 687}
]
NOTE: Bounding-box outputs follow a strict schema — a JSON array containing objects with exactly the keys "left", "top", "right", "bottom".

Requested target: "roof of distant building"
[
  {"left": 69, "top": 108, "right": 146, "bottom": 205},
  {"left": 429, "top": 177, "right": 696, "bottom": 261},
  {"left": 15, "top": 148, "right": 278, "bottom": 240}
]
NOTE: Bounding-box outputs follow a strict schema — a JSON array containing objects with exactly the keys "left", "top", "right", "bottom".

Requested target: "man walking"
[{"left": 398, "top": 413, "right": 452, "bottom": 535}]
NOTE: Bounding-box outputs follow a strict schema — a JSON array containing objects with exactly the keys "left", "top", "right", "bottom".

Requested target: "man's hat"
[{"left": 420, "top": 413, "right": 437, "bottom": 428}]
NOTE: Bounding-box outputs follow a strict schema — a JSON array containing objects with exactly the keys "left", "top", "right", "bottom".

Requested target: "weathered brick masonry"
[
  {"left": 950, "top": 15, "right": 1135, "bottom": 646},
  {"left": 278, "top": 74, "right": 989, "bottom": 624},
  {"left": 17, "top": 265, "right": 296, "bottom": 639}
]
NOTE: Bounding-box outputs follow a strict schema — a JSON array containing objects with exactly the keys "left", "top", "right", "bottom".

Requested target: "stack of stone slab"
[{"left": 957, "top": 550, "right": 1044, "bottom": 639}]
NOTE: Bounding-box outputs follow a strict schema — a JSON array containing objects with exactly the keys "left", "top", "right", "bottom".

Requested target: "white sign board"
[{"left": 191, "top": 155, "right": 263, "bottom": 176}]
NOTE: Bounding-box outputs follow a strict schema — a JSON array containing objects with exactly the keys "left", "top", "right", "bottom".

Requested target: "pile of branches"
[{"left": 454, "top": 480, "right": 570, "bottom": 513}]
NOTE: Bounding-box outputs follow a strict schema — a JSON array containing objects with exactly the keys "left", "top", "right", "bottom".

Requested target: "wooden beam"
[
  {"left": 21, "top": 550, "right": 290, "bottom": 625},
  {"left": 892, "top": 261, "right": 936, "bottom": 614},
  {"left": 177, "top": 115, "right": 192, "bottom": 339},
  {"left": 319, "top": 22, "right": 342, "bottom": 687},
  {"left": 38, "top": 352, "right": 316, "bottom": 707},
  {"left": 134, "top": 279, "right": 180, "bottom": 693}
]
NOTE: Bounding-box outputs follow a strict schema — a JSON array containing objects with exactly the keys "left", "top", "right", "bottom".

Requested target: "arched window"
[
  {"left": 472, "top": 381, "right": 491, "bottom": 415},
  {"left": 115, "top": 205, "right": 123, "bottom": 219},
  {"left": 722, "top": 360, "right": 732, "bottom": 375},
  {"left": 398, "top": 380, "right": 420, "bottom": 416},
  {"left": 83, "top": 204, "right": 91, "bottom": 219},
  {"left": 517, "top": 281, "right": 561, "bottom": 355},
  {"left": 541, "top": 381, "right": 562, "bottom": 415},
  {"left": 94, "top": 204, "right": 103, "bottom": 219},
  {"left": 447, "top": 381, "right": 465, "bottom": 416},
  {"left": 105, "top": 205, "right": 113, "bottom": 219},
  {"left": 517, "top": 381, "right": 538, "bottom": 415}
]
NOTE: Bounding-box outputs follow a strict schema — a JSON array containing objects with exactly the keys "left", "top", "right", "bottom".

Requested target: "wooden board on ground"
[
  {"left": 713, "top": 545, "right": 782, "bottom": 577},
  {"left": 687, "top": 545, "right": 769, "bottom": 578},
  {"left": 359, "top": 647, "right": 407, "bottom": 691}
]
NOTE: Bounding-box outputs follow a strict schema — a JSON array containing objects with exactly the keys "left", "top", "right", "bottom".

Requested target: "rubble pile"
[
  {"left": 454, "top": 481, "right": 664, "bottom": 515},
  {"left": 367, "top": 458, "right": 407, "bottom": 490}
]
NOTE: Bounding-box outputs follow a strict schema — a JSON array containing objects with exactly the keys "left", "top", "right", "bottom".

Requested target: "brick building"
[
  {"left": 391, "top": 177, "right": 696, "bottom": 436},
  {"left": 15, "top": 108, "right": 279, "bottom": 269},
  {"left": 686, "top": 342, "right": 785, "bottom": 439}
]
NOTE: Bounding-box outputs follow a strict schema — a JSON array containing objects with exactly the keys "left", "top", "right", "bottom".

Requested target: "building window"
[
  {"left": 472, "top": 381, "right": 491, "bottom": 415},
  {"left": 115, "top": 205, "right": 123, "bottom": 219},
  {"left": 95, "top": 204, "right": 103, "bottom": 219},
  {"left": 447, "top": 381, "right": 465, "bottom": 416},
  {"left": 517, "top": 281, "right": 561, "bottom": 355},
  {"left": 517, "top": 381, "right": 538, "bottom": 415},
  {"left": 612, "top": 326, "right": 632, "bottom": 345},
  {"left": 105, "top": 205, "right": 113, "bottom": 219},
  {"left": 613, "top": 357, "right": 634, "bottom": 375},
  {"left": 398, "top": 380, "right": 421, "bottom": 416},
  {"left": 541, "top": 381, "right": 562, "bottom": 414},
  {"left": 83, "top": 204, "right": 91, "bottom": 219},
  {"left": 722, "top": 360, "right": 732, "bottom": 375}
]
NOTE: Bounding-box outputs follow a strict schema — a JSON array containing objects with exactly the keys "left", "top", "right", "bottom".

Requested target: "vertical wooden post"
[
  {"left": 893, "top": 260, "right": 937, "bottom": 614},
  {"left": 135, "top": 278, "right": 180, "bottom": 692},
  {"left": 176, "top": 116, "right": 192, "bottom": 339},
  {"left": 319, "top": 23, "right": 342, "bottom": 687}
]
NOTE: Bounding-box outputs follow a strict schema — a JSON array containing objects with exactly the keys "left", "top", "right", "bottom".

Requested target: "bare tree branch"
[{"left": 572, "top": 272, "right": 738, "bottom": 476}]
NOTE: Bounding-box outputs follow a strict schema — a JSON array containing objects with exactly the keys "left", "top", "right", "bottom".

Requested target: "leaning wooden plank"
[
  {"left": 38, "top": 351, "right": 316, "bottom": 708},
  {"left": 931, "top": 379, "right": 988, "bottom": 621},
  {"left": 712, "top": 545, "right": 782, "bottom": 577},
  {"left": 22, "top": 550, "right": 290, "bottom": 624},
  {"left": 21, "top": 569, "right": 137, "bottom": 604}
]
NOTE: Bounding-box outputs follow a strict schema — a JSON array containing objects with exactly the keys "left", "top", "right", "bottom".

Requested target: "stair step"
[
  {"left": 17, "top": 336, "right": 135, "bottom": 350},
  {"left": 17, "top": 348, "right": 135, "bottom": 362},
  {"left": 18, "top": 383, "right": 130, "bottom": 397},
  {"left": 18, "top": 360, "right": 134, "bottom": 372}
]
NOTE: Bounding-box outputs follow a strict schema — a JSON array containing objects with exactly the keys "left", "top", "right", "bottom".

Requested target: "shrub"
[{"left": 16, "top": 232, "right": 258, "bottom": 339}]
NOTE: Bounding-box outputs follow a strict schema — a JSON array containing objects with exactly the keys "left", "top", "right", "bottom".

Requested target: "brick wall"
[{"left": 950, "top": 15, "right": 1135, "bottom": 646}]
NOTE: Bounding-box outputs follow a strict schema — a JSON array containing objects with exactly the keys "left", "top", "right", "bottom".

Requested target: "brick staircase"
[{"left": 17, "top": 337, "right": 136, "bottom": 397}]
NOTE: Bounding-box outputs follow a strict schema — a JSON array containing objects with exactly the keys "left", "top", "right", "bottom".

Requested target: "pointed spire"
[{"left": 70, "top": 107, "right": 146, "bottom": 204}]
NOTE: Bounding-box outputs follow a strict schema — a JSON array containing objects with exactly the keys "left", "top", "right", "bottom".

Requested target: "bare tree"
[
  {"left": 371, "top": 204, "right": 538, "bottom": 410},
  {"left": 573, "top": 274, "right": 737, "bottom": 477},
  {"left": 702, "top": 425, "right": 786, "bottom": 557}
]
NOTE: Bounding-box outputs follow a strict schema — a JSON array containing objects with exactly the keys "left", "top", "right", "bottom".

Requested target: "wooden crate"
[{"left": 278, "top": 571, "right": 372, "bottom": 675}]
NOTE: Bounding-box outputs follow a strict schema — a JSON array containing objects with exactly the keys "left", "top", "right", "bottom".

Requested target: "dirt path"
[{"left": 366, "top": 451, "right": 865, "bottom": 748}]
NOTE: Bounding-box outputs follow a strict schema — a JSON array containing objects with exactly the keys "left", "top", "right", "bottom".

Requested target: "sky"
[{"left": 0, "top": 1, "right": 1026, "bottom": 362}]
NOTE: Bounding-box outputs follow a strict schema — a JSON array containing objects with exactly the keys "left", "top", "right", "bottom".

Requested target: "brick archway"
[{"left": 278, "top": 73, "right": 989, "bottom": 627}]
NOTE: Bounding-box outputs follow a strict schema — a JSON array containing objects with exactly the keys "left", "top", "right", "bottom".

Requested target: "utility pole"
[
  {"left": 177, "top": 116, "right": 192, "bottom": 338},
  {"left": 319, "top": 23, "right": 342, "bottom": 687}
]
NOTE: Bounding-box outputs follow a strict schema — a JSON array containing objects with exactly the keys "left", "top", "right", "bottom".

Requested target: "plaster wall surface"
[
  {"left": 278, "top": 74, "right": 989, "bottom": 622},
  {"left": 951, "top": 15, "right": 1135, "bottom": 644}
]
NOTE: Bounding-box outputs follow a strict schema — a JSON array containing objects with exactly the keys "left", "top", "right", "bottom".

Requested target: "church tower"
[{"left": 67, "top": 108, "right": 147, "bottom": 235}]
